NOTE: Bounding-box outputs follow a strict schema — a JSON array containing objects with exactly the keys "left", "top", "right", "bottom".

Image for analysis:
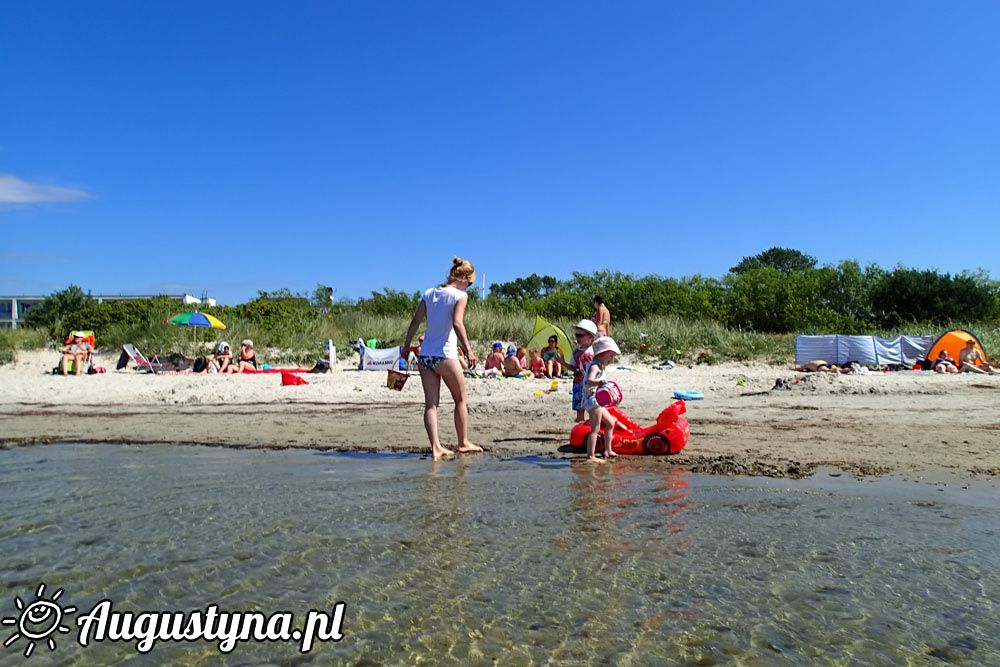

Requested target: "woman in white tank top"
[{"left": 403, "top": 257, "right": 482, "bottom": 459}]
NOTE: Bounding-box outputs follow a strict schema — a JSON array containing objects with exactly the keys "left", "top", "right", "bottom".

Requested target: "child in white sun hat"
[
  {"left": 557, "top": 318, "right": 598, "bottom": 423},
  {"left": 583, "top": 336, "right": 621, "bottom": 463}
]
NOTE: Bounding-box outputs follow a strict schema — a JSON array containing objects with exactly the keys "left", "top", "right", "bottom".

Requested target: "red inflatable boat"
[{"left": 568, "top": 400, "right": 690, "bottom": 455}]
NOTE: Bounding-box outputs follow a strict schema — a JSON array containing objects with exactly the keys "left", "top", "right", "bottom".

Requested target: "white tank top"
[{"left": 421, "top": 285, "right": 467, "bottom": 358}]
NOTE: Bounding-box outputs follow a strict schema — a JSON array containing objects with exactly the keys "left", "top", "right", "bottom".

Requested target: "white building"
[{"left": 0, "top": 293, "right": 216, "bottom": 328}]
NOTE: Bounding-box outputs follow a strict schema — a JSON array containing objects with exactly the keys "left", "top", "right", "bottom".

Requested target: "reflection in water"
[
  {"left": 567, "top": 462, "right": 696, "bottom": 651},
  {"left": 0, "top": 444, "right": 997, "bottom": 665}
]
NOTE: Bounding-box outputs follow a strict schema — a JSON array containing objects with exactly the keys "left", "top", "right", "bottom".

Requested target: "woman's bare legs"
[
  {"left": 419, "top": 359, "right": 481, "bottom": 458},
  {"left": 437, "top": 359, "right": 481, "bottom": 453},
  {"left": 419, "top": 366, "right": 452, "bottom": 459}
]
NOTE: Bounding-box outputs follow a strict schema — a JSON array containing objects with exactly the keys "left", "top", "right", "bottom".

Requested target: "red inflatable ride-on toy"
[{"left": 568, "top": 400, "right": 690, "bottom": 455}]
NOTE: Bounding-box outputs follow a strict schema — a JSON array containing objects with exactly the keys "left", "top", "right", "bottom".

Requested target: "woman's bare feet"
[
  {"left": 586, "top": 456, "right": 607, "bottom": 464},
  {"left": 605, "top": 450, "right": 618, "bottom": 458},
  {"left": 456, "top": 443, "right": 483, "bottom": 453},
  {"left": 432, "top": 446, "right": 455, "bottom": 459}
]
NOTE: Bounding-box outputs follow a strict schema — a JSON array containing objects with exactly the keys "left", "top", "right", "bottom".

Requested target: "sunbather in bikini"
[
  {"left": 795, "top": 360, "right": 847, "bottom": 373},
  {"left": 227, "top": 339, "right": 258, "bottom": 373},
  {"left": 932, "top": 350, "right": 959, "bottom": 374}
]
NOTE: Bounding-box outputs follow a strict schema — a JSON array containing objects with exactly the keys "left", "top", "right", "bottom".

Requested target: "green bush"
[
  {"left": 13, "top": 252, "right": 999, "bottom": 366},
  {"left": 24, "top": 285, "right": 96, "bottom": 338}
]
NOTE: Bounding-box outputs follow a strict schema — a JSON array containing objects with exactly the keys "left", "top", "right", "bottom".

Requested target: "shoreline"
[{"left": 2, "top": 350, "right": 999, "bottom": 480}]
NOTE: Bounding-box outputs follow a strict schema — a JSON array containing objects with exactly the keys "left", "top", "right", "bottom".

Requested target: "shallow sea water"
[{"left": 0, "top": 443, "right": 998, "bottom": 665}]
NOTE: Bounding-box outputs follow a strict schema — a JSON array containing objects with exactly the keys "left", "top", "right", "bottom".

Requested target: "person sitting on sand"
[
  {"left": 204, "top": 341, "right": 233, "bottom": 374},
  {"left": 515, "top": 346, "right": 528, "bottom": 370},
  {"left": 933, "top": 350, "right": 959, "bottom": 374},
  {"left": 227, "top": 339, "right": 259, "bottom": 373},
  {"left": 59, "top": 331, "right": 93, "bottom": 376},
  {"left": 542, "top": 336, "right": 563, "bottom": 377},
  {"left": 527, "top": 348, "right": 545, "bottom": 378},
  {"left": 958, "top": 340, "right": 998, "bottom": 374},
  {"left": 502, "top": 345, "right": 523, "bottom": 377},
  {"left": 795, "top": 360, "right": 848, "bottom": 373},
  {"left": 484, "top": 342, "right": 505, "bottom": 372}
]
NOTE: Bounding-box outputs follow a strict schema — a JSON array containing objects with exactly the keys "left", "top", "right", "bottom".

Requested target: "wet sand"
[{"left": 2, "top": 350, "right": 998, "bottom": 479}]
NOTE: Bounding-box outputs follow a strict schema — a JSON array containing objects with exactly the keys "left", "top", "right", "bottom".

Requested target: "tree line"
[
  {"left": 478, "top": 248, "right": 1000, "bottom": 333},
  {"left": 24, "top": 248, "right": 1000, "bottom": 338}
]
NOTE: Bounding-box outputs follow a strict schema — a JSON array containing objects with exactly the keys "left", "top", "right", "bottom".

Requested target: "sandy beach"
[{"left": 2, "top": 349, "right": 998, "bottom": 479}]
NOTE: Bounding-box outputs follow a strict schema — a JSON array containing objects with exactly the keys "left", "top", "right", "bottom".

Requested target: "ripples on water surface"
[{"left": 0, "top": 444, "right": 997, "bottom": 665}]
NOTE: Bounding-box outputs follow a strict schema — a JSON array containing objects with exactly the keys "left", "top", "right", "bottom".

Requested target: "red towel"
[{"left": 280, "top": 371, "right": 308, "bottom": 386}]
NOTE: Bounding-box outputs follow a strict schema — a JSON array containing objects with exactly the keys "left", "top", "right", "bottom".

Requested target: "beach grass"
[{"left": 3, "top": 309, "right": 997, "bottom": 368}]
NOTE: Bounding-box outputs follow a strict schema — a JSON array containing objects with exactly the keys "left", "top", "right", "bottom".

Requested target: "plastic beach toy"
[
  {"left": 595, "top": 380, "right": 623, "bottom": 407},
  {"left": 568, "top": 400, "right": 689, "bottom": 455},
  {"left": 673, "top": 390, "right": 703, "bottom": 400},
  {"left": 386, "top": 370, "right": 409, "bottom": 391}
]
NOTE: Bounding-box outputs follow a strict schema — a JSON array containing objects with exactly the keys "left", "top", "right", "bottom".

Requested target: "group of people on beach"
[
  {"left": 931, "top": 342, "right": 998, "bottom": 374},
  {"left": 402, "top": 258, "right": 620, "bottom": 463},
  {"left": 796, "top": 338, "right": 998, "bottom": 375},
  {"left": 196, "top": 339, "right": 259, "bottom": 374}
]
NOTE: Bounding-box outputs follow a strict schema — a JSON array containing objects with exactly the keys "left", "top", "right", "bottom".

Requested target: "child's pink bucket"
[{"left": 595, "top": 380, "right": 623, "bottom": 407}]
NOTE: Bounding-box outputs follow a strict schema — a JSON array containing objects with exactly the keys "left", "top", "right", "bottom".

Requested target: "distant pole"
[{"left": 482, "top": 273, "right": 486, "bottom": 300}]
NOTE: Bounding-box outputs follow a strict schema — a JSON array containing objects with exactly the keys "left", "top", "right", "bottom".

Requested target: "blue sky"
[{"left": 2, "top": 2, "right": 997, "bottom": 305}]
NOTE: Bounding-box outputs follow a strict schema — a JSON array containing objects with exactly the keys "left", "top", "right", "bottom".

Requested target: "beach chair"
[
  {"left": 116, "top": 343, "right": 162, "bottom": 374},
  {"left": 53, "top": 330, "right": 96, "bottom": 375}
]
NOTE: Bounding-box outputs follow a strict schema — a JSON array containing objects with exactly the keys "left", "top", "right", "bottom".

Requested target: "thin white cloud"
[{"left": 0, "top": 173, "right": 95, "bottom": 205}]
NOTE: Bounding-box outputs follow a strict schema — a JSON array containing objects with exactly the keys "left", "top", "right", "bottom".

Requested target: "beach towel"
[{"left": 280, "top": 371, "right": 308, "bottom": 386}]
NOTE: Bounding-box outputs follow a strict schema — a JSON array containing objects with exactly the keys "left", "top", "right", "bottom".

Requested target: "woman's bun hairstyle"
[{"left": 448, "top": 256, "right": 476, "bottom": 284}]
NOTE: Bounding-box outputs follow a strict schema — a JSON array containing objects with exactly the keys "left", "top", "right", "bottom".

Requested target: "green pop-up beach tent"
[{"left": 526, "top": 315, "right": 573, "bottom": 362}]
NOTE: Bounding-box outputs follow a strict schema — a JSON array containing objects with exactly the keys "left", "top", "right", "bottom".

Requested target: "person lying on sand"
[{"left": 795, "top": 360, "right": 849, "bottom": 373}]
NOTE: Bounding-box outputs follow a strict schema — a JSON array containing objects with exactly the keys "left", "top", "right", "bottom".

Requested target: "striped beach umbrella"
[
  {"left": 163, "top": 311, "right": 226, "bottom": 329},
  {"left": 163, "top": 311, "right": 226, "bottom": 354}
]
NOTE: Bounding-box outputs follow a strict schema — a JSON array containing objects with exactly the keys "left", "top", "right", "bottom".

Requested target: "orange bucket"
[{"left": 386, "top": 369, "right": 409, "bottom": 391}]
